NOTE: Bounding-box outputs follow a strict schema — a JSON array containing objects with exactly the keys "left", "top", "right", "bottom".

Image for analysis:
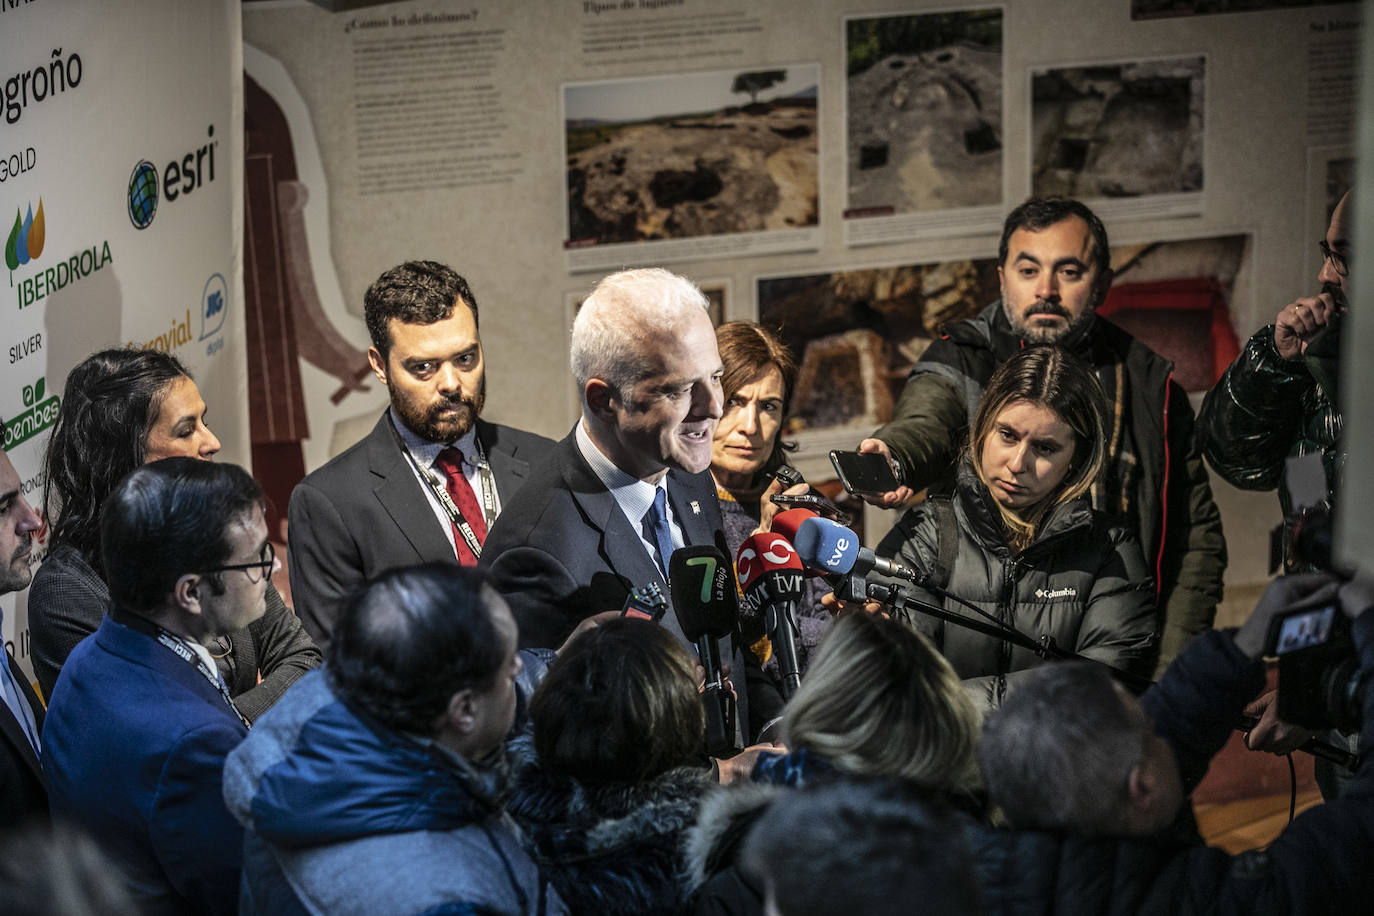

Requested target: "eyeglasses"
[
  {"left": 204, "top": 542, "right": 276, "bottom": 583},
  {"left": 1319, "top": 240, "right": 1349, "bottom": 277}
]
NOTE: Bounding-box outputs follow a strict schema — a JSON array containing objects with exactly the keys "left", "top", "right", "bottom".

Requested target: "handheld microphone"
[
  {"left": 669, "top": 545, "right": 738, "bottom": 757},
  {"left": 770, "top": 507, "right": 828, "bottom": 580},
  {"left": 770, "top": 506, "right": 817, "bottom": 545},
  {"left": 792, "top": 515, "right": 921, "bottom": 583},
  {"left": 736, "top": 532, "right": 805, "bottom": 698}
]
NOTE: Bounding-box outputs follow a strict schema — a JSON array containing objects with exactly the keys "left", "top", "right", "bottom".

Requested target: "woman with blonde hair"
[
  {"left": 687, "top": 613, "right": 984, "bottom": 914},
  {"left": 875, "top": 345, "right": 1156, "bottom": 709}
]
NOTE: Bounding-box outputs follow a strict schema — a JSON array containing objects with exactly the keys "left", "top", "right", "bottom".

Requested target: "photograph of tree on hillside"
[
  {"left": 563, "top": 64, "right": 820, "bottom": 249},
  {"left": 844, "top": 8, "right": 1003, "bottom": 217}
]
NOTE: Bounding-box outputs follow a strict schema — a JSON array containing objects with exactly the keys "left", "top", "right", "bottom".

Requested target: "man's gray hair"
[
  {"left": 980, "top": 663, "right": 1150, "bottom": 834},
  {"left": 570, "top": 267, "right": 709, "bottom": 404}
]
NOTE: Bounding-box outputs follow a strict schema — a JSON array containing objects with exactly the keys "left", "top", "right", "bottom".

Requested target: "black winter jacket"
[
  {"left": 1198, "top": 325, "right": 1343, "bottom": 568},
  {"left": 876, "top": 463, "right": 1158, "bottom": 708}
]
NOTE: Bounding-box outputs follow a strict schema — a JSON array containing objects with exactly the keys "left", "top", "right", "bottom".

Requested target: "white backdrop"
[{"left": 0, "top": 0, "right": 244, "bottom": 681}]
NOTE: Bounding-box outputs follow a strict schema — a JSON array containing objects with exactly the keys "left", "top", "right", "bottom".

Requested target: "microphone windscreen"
[
  {"left": 770, "top": 507, "right": 817, "bottom": 546},
  {"left": 736, "top": 532, "right": 803, "bottom": 589},
  {"left": 668, "top": 544, "right": 737, "bottom": 639},
  {"left": 794, "top": 516, "right": 860, "bottom": 575}
]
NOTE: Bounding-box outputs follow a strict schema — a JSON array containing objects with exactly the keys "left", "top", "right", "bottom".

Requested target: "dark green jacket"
[{"left": 875, "top": 302, "right": 1226, "bottom": 676}]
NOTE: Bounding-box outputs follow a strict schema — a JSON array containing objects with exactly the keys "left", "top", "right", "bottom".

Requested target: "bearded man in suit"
[{"left": 288, "top": 261, "right": 553, "bottom": 649}]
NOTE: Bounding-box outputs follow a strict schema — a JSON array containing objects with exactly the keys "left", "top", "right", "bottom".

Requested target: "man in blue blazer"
[
  {"left": 484, "top": 268, "right": 783, "bottom": 743},
  {"left": 43, "top": 459, "right": 273, "bottom": 915}
]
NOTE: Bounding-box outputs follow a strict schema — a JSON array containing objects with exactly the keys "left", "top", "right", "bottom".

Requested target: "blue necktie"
[{"left": 643, "top": 488, "right": 674, "bottom": 581}]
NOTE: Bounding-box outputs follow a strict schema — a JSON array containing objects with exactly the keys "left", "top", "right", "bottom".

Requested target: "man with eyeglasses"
[
  {"left": 1201, "top": 188, "right": 1351, "bottom": 554},
  {"left": 1199, "top": 189, "right": 1355, "bottom": 795},
  {"left": 42, "top": 458, "right": 274, "bottom": 915}
]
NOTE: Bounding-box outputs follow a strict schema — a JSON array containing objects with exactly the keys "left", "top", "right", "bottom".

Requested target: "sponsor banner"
[{"left": 0, "top": 0, "right": 243, "bottom": 678}]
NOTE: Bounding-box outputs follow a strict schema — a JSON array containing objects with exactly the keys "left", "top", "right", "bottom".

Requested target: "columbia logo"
[{"left": 1035, "top": 586, "right": 1077, "bottom": 599}]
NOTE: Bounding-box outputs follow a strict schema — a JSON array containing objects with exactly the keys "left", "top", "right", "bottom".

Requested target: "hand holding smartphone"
[{"left": 829, "top": 449, "right": 901, "bottom": 496}]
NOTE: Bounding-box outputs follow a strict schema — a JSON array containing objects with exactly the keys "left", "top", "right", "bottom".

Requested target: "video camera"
[{"left": 1265, "top": 501, "right": 1362, "bottom": 733}]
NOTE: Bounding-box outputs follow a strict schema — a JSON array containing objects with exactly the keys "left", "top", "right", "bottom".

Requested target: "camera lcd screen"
[{"left": 1273, "top": 605, "right": 1337, "bottom": 655}]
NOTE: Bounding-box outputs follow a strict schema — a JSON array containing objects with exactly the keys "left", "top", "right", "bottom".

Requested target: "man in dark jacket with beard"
[
  {"left": 222, "top": 564, "right": 566, "bottom": 916},
  {"left": 859, "top": 197, "right": 1226, "bottom": 676},
  {"left": 972, "top": 571, "right": 1374, "bottom": 914}
]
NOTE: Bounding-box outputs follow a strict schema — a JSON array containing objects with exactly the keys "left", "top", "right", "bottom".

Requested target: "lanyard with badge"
[
  {"left": 389, "top": 414, "right": 497, "bottom": 560},
  {"left": 111, "top": 607, "right": 252, "bottom": 730}
]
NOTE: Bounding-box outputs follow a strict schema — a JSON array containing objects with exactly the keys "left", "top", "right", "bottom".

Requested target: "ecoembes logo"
[
  {"left": 4, "top": 375, "right": 58, "bottom": 450},
  {"left": 128, "top": 124, "right": 218, "bottom": 230}
]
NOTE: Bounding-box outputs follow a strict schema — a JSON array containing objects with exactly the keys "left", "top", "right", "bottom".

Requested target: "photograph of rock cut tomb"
[
  {"left": 563, "top": 65, "right": 819, "bottom": 247},
  {"left": 845, "top": 8, "right": 1003, "bottom": 216},
  {"left": 1031, "top": 56, "right": 1206, "bottom": 201}
]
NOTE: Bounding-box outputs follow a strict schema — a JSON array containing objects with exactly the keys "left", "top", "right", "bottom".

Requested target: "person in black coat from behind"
[{"left": 507, "top": 617, "right": 714, "bottom": 916}]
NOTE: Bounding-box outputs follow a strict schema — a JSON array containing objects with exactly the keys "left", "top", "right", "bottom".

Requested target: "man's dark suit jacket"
[
  {"left": 482, "top": 429, "right": 784, "bottom": 739},
  {"left": 0, "top": 649, "right": 45, "bottom": 829},
  {"left": 287, "top": 413, "right": 554, "bottom": 649}
]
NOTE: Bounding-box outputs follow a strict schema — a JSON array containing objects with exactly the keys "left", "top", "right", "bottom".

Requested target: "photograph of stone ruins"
[
  {"left": 1031, "top": 56, "right": 1205, "bottom": 200},
  {"left": 563, "top": 65, "right": 819, "bottom": 246},
  {"left": 845, "top": 8, "right": 1003, "bottom": 215}
]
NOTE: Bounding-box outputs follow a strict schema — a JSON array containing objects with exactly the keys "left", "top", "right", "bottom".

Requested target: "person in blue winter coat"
[{"left": 222, "top": 564, "right": 566, "bottom": 916}]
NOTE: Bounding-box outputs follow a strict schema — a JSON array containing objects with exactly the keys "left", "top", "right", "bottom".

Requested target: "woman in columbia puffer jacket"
[{"left": 876, "top": 345, "right": 1157, "bottom": 709}]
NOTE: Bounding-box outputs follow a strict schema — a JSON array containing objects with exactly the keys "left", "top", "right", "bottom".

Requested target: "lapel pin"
[{"left": 690, "top": 500, "right": 701, "bottom": 516}]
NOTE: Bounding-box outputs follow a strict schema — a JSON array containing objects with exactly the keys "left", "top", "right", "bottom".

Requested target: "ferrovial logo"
[
  {"left": 4, "top": 375, "right": 59, "bottom": 450},
  {"left": 4, "top": 197, "right": 44, "bottom": 270},
  {"left": 128, "top": 124, "right": 218, "bottom": 230}
]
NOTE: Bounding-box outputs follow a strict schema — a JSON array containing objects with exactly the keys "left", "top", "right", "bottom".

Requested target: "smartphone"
[
  {"left": 829, "top": 449, "right": 901, "bottom": 496},
  {"left": 770, "top": 492, "right": 852, "bottom": 526},
  {"left": 1265, "top": 603, "right": 1337, "bottom": 656}
]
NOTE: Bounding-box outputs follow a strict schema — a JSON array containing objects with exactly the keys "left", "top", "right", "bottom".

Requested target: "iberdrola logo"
[{"left": 5, "top": 199, "right": 45, "bottom": 273}]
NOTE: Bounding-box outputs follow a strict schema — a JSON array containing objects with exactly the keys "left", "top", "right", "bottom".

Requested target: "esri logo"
[
  {"left": 4, "top": 198, "right": 44, "bottom": 269},
  {"left": 127, "top": 124, "right": 217, "bottom": 230}
]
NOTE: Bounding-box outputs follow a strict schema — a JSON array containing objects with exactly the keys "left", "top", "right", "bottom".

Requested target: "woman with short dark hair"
[
  {"left": 711, "top": 321, "right": 831, "bottom": 681},
  {"left": 29, "top": 348, "right": 319, "bottom": 718},
  {"left": 507, "top": 617, "right": 710, "bottom": 916}
]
